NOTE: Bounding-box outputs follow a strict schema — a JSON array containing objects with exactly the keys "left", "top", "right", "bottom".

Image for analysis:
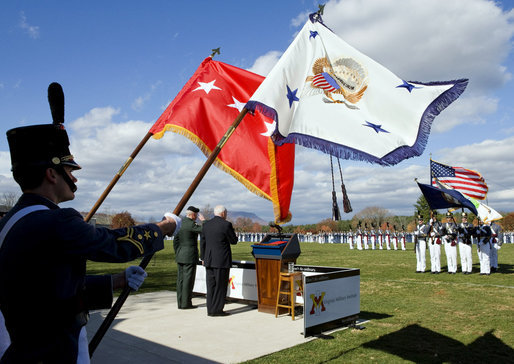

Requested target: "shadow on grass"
[
  {"left": 361, "top": 324, "right": 514, "bottom": 363},
  {"left": 359, "top": 311, "right": 392, "bottom": 321},
  {"left": 497, "top": 263, "right": 514, "bottom": 274}
]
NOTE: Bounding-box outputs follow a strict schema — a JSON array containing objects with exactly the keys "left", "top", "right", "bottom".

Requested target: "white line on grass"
[{"left": 384, "top": 279, "right": 514, "bottom": 289}]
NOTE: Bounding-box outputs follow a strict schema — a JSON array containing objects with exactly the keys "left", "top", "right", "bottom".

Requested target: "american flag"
[{"left": 430, "top": 159, "right": 488, "bottom": 200}]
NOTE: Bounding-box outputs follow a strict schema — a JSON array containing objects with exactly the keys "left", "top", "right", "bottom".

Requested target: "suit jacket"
[
  {"left": 173, "top": 217, "right": 202, "bottom": 264},
  {"left": 200, "top": 216, "right": 238, "bottom": 268}
]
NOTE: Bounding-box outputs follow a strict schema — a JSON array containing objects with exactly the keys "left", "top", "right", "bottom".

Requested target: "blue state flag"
[{"left": 417, "top": 182, "right": 478, "bottom": 215}]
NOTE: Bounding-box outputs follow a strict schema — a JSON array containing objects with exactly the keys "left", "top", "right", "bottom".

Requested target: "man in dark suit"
[
  {"left": 174, "top": 205, "right": 204, "bottom": 309},
  {"left": 200, "top": 205, "right": 238, "bottom": 316}
]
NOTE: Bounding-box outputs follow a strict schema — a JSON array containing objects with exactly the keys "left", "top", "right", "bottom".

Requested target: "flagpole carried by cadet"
[
  {"left": 414, "top": 213, "right": 430, "bottom": 273},
  {"left": 457, "top": 212, "right": 474, "bottom": 274},
  {"left": 442, "top": 212, "right": 459, "bottom": 274},
  {"left": 428, "top": 212, "right": 443, "bottom": 274},
  {"left": 489, "top": 220, "right": 503, "bottom": 272},
  {"left": 0, "top": 83, "right": 180, "bottom": 363},
  {"left": 474, "top": 220, "right": 492, "bottom": 275}
]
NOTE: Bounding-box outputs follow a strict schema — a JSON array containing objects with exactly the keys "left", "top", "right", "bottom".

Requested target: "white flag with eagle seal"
[{"left": 246, "top": 13, "right": 468, "bottom": 166}]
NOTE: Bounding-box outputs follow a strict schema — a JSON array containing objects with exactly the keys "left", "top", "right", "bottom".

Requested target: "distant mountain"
[{"left": 227, "top": 211, "right": 267, "bottom": 225}]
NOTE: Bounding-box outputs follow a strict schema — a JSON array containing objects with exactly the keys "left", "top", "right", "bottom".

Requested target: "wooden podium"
[{"left": 251, "top": 233, "right": 301, "bottom": 314}]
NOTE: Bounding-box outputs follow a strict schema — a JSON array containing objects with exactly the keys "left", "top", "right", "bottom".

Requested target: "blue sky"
[{"left": 1, "top": 0, "right": 514, "bottom": 224}]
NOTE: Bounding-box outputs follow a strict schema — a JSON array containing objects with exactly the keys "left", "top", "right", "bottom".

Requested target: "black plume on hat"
[
  {"left": 6, "top": 82, "right": 81, "bottom": 172},
  {"left": 48, "top": 82, "right": 65, "bottom": 125}
]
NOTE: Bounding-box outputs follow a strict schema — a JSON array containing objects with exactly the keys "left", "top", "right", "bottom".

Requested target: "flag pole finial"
[
  {"left": 318, "top": 4, "right": 325, "bottom": 15},
  {"left": 210, "top": 47, "right": 221, "bottom": 58}
]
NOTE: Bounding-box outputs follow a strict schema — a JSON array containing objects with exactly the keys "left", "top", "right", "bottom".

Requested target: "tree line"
[{"left": 3, "top": 192, "right": 513, "bottom": 232}]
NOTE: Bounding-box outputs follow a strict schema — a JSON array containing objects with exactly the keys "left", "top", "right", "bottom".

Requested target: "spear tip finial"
[{"left": 210, "top": 47, "right": 221, "bottom": 58}]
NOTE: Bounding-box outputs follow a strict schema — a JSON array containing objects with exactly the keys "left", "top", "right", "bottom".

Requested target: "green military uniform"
[{"left": 173, "top": 213, "right": 202, "bottom": 309}]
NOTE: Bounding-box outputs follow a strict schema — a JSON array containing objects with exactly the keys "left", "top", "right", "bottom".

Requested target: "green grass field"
[{"left": 87, "top": 241, "right": 514, "bottom": 363}]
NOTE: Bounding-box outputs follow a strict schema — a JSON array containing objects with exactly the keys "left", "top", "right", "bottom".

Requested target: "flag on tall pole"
[
  {"left": 416, "top": 181, "right": 478, "bottom": 216},
  {"left": 150, "top": 57, "right": 295, "bottom": 223},
  {"left": 470, "top": 199, "right": 502, "bottom": 223},
  {"left": 430, "top": 159, "right": 488, "bottom": 200},
  {"left": 246, "top": 13, "right": 468, "bottom": 166},
  {"left": 431, "top": 174, "right": 500, "bottom": 223}
]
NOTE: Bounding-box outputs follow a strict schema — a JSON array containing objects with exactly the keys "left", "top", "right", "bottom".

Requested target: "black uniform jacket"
[
  {"left": 0, "top": 193, "right": 164, "bottom": 363},
  {"left": 200, "top": 216, "right": 238, "bottom": 269}
]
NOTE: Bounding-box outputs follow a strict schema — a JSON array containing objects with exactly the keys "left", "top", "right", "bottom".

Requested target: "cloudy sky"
[{"left": 1, "top": 0, "right": 513, "bottom": 224}]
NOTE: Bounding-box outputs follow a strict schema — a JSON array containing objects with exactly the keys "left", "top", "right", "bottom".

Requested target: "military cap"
[
  {"left": 186, "top": 205, "right": 199, "bottom": 213},
  {"left": 462, "top": 212, "right": 468, "bottom": 218},
  {"left": 446, "top": 212, "right": 453, "bottom": 217},
  {"left": 7, "top": 124, "right": 81, "bottom": 172}
]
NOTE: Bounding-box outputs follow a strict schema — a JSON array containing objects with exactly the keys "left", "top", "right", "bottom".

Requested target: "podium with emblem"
[{"left": 251, "top": 233, "right": 301, "bottom": 314}]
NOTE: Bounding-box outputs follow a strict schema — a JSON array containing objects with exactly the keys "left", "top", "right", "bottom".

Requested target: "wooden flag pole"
[
  {"left": 88, "top": 107, "right": 249, "bottom": 356},
  {"left": 84, "top": 132, "right": 153, "bottom": 222},
  {"left": 84, "top": 52, "right": 222, "bottom": 223}
]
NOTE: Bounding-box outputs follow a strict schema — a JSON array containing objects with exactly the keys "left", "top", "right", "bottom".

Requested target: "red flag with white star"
[{"left": 149, "top": 57, "right": 295, "bottom": 223}]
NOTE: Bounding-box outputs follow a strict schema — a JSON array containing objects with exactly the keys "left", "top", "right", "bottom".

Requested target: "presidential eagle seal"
[{"left": 305, "top": 56, "right": 368, "bottom": 109}]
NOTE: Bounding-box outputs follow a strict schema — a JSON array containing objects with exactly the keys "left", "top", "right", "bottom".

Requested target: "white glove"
[
  {"left": 125, "top": 266, "right": 148, "bottom": 291},
  {"left": 164, "top": 212, "right": 182, "bottom": 236}
]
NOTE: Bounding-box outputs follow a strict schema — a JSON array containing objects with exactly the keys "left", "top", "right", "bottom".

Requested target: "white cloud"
[
  {"left": 246, "top": 51, "right": 283, "bottom": 76},
  {"left": 323, "top": 0, "right": 514, "bottom": 89},
  {"left": 431, "top": 94, "right": 498, "bottom": 133},
  {"left": 131, "top": 81, "right": 162, "bottom": 111},
  {"left": 131, "top": 96, "right": 147, "bottom": 111},
  {"left": 19, "top": 11, "right": 40, "bottom": 39}
]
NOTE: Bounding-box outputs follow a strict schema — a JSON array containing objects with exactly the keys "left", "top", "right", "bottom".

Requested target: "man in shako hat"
[
  {"left": 442, "top": 212, "right": 458, "bottom": 274},
  {"left": 413, "top": 213, "right": 430, "bottom": 273},
  {"left": 457, "top": 212, "right": 474, "bottom": 274},
  {"left": 173, "top": 205, "right": 205, "bottom": 309},
  {"left": 0, "top": 83, "right": 180, "bottom": 363},
  {"left": 475, "top": 219, "right": 492, "bottom": 275},
  {"left": 489, "top": 220, "right": 503, "bottom": 273},
  {"left": 428, "top": 212, "right": 443, "bottom": 274}
]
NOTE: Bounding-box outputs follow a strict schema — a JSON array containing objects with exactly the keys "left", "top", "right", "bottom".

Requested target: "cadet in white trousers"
[
  {"left": 414, "top": 215, "right": 430, "bottom": 273},
  {"left": 490, "top": 221, "right": 503, "bottom": 272},
  {"left": 443, "top": 212, "right": 458, "bottom": 274},
  {"left": 475, "top": 221, "right": 492, "bottom": 275},
  {"left": 370, "top": 228, "right": 376, "bottom": 250},
  {"left": 356, "top": 226, "right": 363, "bottom": 250},
  {"left": 363, "top": 227, "right": 369, "bottom": 250},
  {"left": 385, "top": 225, "right": 392, "bottom": 250},
  {"left": 489, "top": 221, "right": 502, "bottom": 272},
  {"left": 429, "top": 214, "right": 443, "bottom": 274},
  {"left": 457, "top": 212, "right": 474, "bottom": 274},
  {"left": 400, "top": 230, "right": 407, "bottom": 251}
]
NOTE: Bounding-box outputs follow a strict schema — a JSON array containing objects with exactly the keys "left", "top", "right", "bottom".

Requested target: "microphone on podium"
[{"left": 269, "top": 222, "right": 283, "bottom": 233}]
